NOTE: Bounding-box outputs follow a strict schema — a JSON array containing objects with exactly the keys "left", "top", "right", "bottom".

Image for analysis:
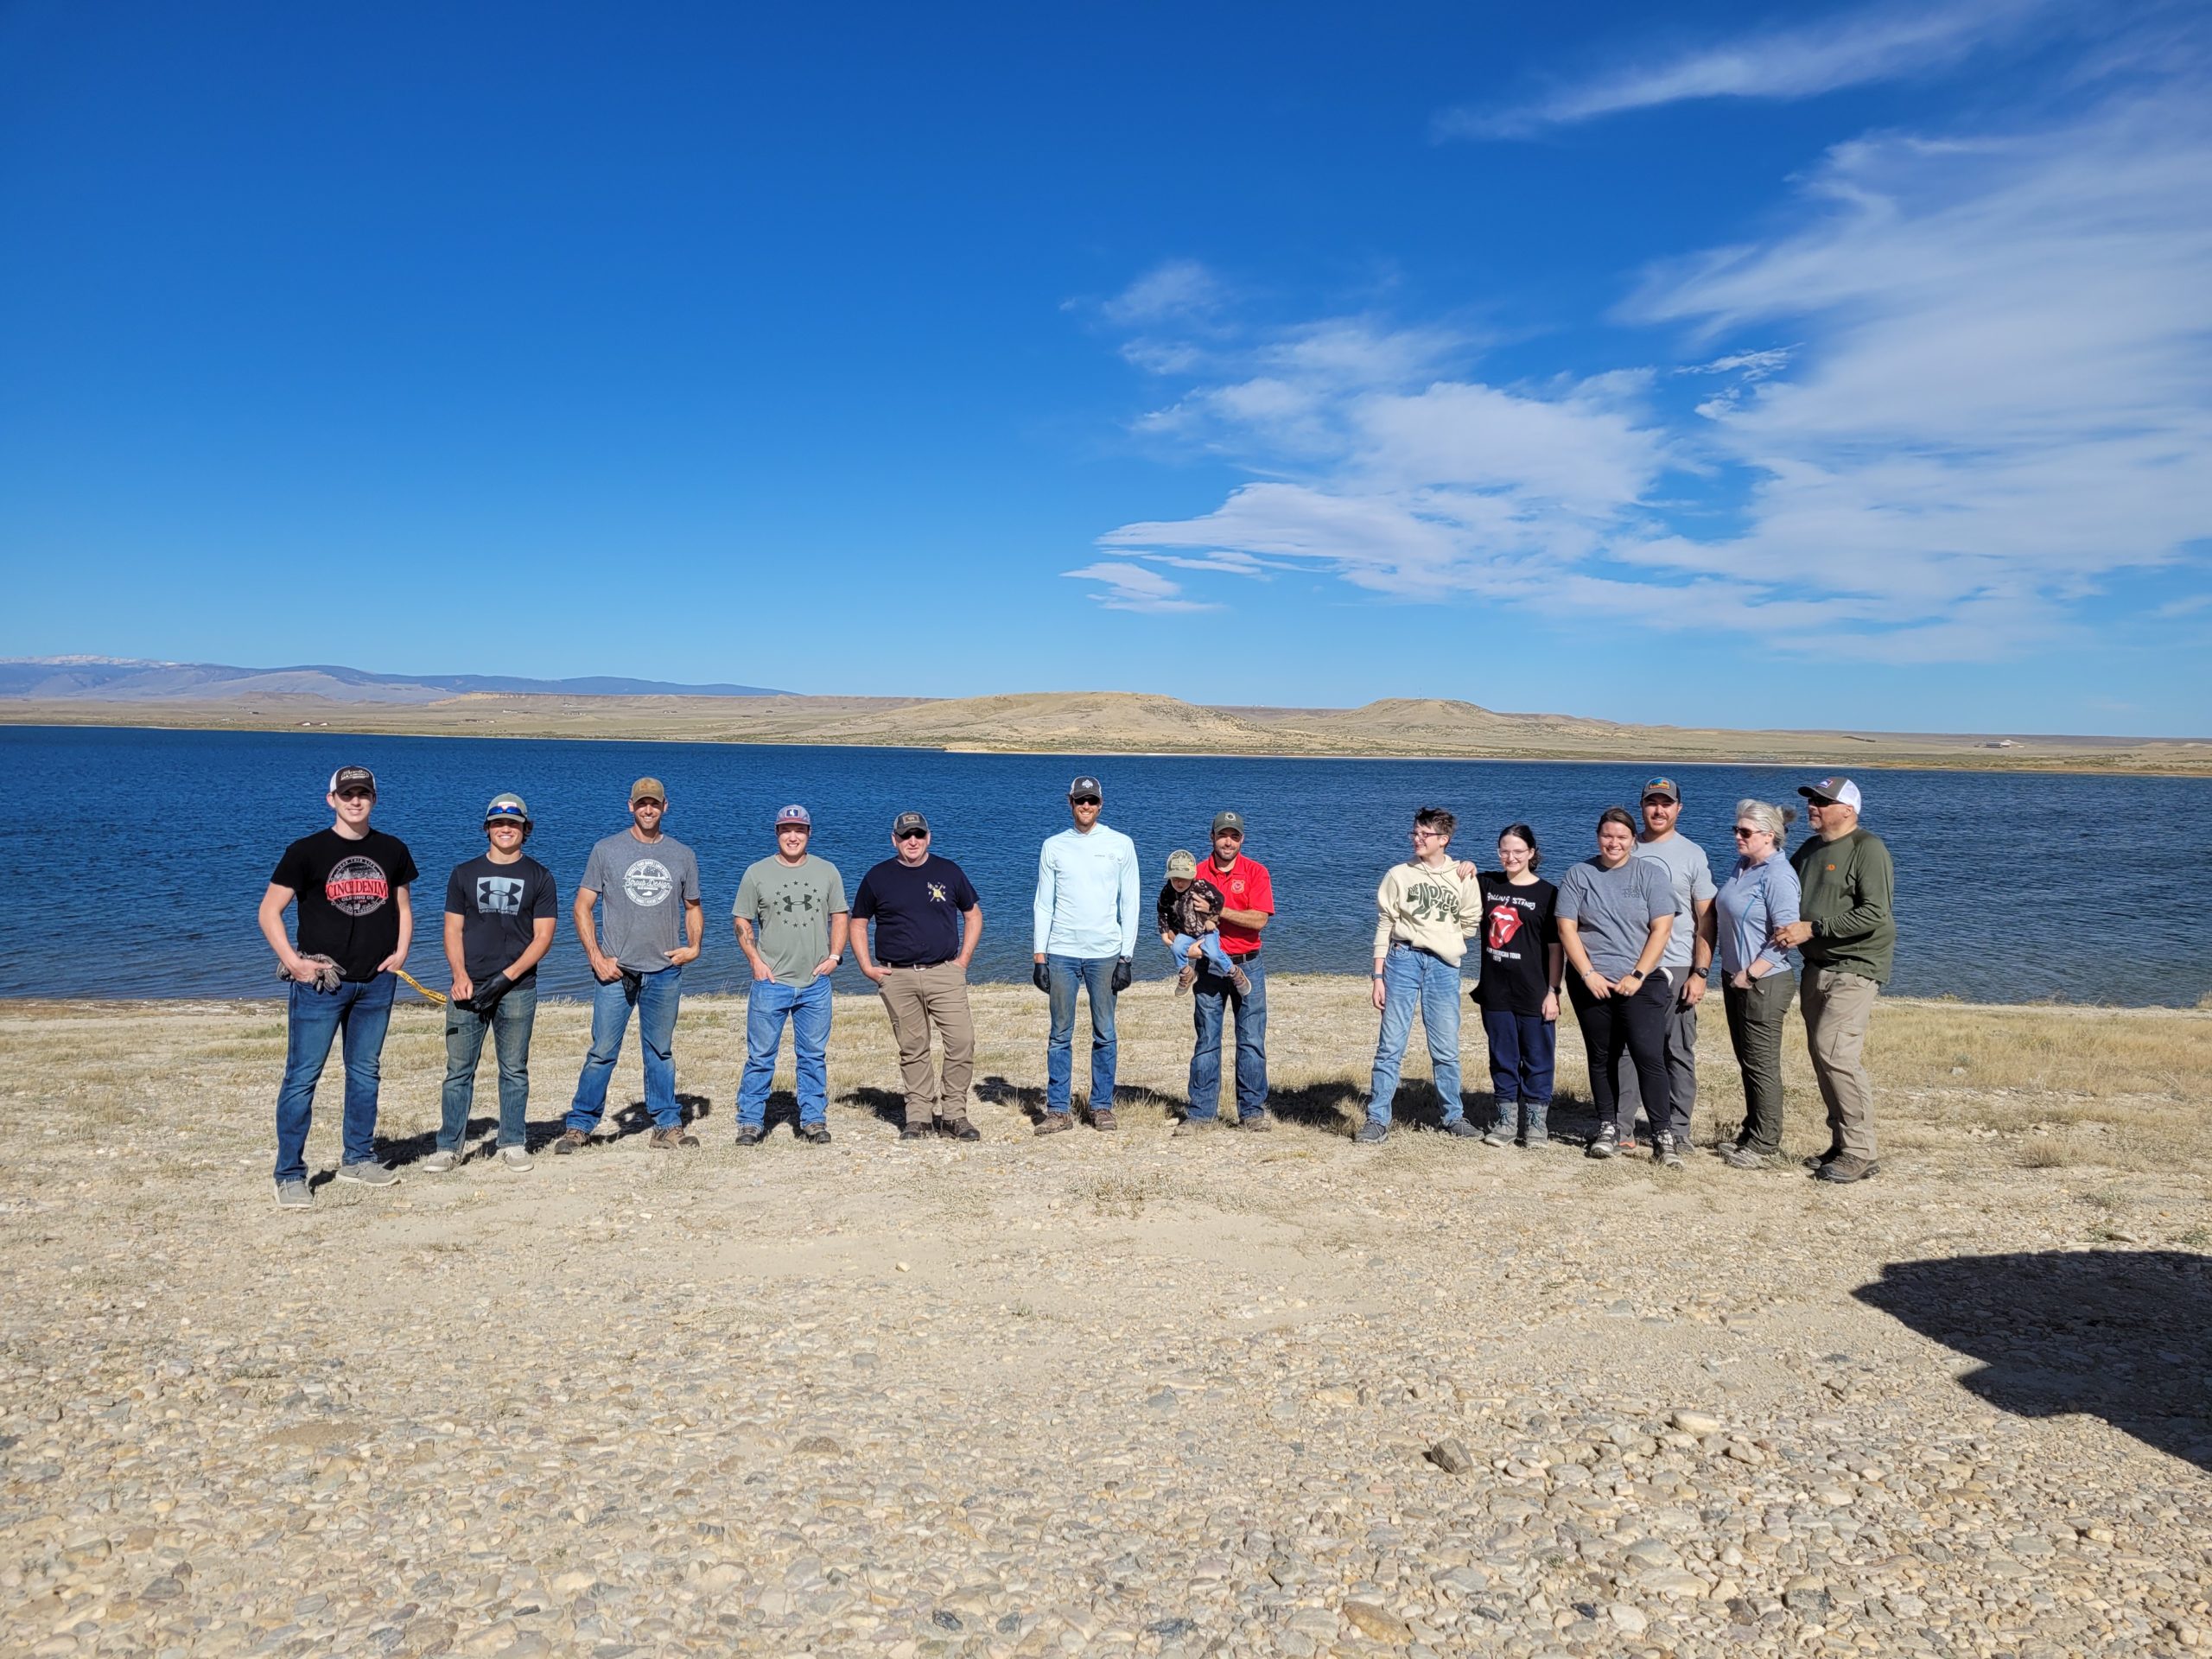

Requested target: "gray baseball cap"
[
  {"left": 1067, "top": 775, "right": 1103, "bottom": 800},
  {"left": 776, "top": 804, "right": 812, "bottom": 827},
  {"left": 484, "top": 792, "right": 530, "bottom": 824},
  {"left": 1211, "top": 810, "right": 1245, "bottom": 837},
  {"left": 892, "top": 810, "right": 929, "bottom": 836}
]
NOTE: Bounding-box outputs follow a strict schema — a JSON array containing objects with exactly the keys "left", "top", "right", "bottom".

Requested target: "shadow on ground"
[{"left": 1855, "top": 1250, "right": 2212, "bottom": 1475}]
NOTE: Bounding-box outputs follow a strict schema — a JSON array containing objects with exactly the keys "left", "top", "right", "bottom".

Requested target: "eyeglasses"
[{"left": 896, "top": 829, "right": 928, "bottom": 841}]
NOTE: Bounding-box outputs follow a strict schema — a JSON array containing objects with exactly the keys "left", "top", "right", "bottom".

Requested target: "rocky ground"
[{"left": 3, "top": 980, "right": 2209, "bottom": 1658}]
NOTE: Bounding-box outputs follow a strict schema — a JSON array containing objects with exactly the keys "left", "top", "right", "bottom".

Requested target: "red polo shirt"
[{"left": 1206, "top": 852, "right": 1274, "bottom": 957}]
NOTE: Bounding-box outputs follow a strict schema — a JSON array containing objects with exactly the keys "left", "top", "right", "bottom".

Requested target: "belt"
[{"left": 881, "top": 959, "right": 955, "bottom": 970}]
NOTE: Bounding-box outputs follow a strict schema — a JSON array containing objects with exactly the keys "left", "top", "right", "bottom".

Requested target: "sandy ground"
[{"left": 2, "top": 979, "right": 2209, "bottom": 1658}]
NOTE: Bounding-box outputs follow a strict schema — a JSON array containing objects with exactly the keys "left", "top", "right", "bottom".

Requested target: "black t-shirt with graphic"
[
  {"left": 1474, "top": 872, "right": 1559, "bottom": 1015},
  {"left": 444, "top": 854, "right": 558, "bottom": 986},
  {"left": 850, "top": 855, "right": 979, "bottom": 966},
  {"left": 271, "top": 827, "right": 420, "bottom": 982}
]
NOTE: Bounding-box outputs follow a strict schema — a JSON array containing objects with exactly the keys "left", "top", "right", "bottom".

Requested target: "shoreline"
[{"left": 5, "top": 702, "right": 2210, "bottom": 778}]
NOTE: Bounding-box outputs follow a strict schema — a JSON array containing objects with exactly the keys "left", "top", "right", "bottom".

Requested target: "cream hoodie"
[{"left": 1372, "top": 859, "right": 1483, "bottom": 967}]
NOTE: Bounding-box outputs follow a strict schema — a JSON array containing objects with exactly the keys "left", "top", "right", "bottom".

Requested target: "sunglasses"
[
  {"left": 1071, "top": 796, "right": 1101, "bottom": 806},
  {"left": 1805, "top": 796, "right": 1838, "bottom": 808},
  {"left": 336, "top": 789, "right": 375, "bottom": 802},
  {"left": 1733, "top": 826, "right": 1761, "bottom": 837},
  {"left": 896, "top": 828, "right": 928, "bottom": 841},
  {"left": 486, "top": 817, "right": 526, "bottom": 829}
]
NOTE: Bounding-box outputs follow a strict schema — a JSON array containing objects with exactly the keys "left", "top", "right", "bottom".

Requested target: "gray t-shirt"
[
  {"left": 581, "top": 830, "right": 701, "bottom": 974},
  {"left": 1631, "top": 832, "right": 1717, "bottom": 971},
  {"left": 734, "top": 854, "right": 849, "bottom": 988},
  {"left": 1556, "top": 856, "right": 1675, "bottom": 979}
]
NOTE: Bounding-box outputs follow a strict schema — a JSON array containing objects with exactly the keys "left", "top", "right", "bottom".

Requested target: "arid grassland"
[{"left": 2, "top": 981, "right": 2208, "bottom": 1658}]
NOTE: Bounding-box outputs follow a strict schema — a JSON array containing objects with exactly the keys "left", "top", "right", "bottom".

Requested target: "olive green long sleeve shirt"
[{"left": 1789, "top": 826, "right": 1896, "bottom": 985}]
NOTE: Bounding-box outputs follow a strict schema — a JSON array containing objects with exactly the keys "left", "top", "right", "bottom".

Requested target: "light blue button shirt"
[
  {"left": 1033, "top": 823, "right": 1141, "bottom": 958},
  {"left": 1716, "top": 853, "right": 1802, "bottom": 977}
]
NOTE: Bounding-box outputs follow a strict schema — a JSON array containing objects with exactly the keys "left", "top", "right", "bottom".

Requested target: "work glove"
[
  {"left": 1032, "top": 961, "right": 1052, "bottom": 994},
  {"left": 1110, "top": 957, "right": 1133, "bottom": 993},
  {"left": 456, "top": 971, "right": 513, "bottom": 1013}
]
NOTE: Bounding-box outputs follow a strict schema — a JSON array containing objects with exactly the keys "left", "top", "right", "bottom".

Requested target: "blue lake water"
[{"left": 2, "top": 724, "right": 2205, "bottom": 1006}]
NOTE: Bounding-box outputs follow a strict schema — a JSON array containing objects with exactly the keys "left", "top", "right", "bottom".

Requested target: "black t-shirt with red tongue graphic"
[
  {"left": 1473, "top": 872, "right": 1559, "bottom": 1016},
  {"left": 271, "top": 828, "right": 420, "bottom": 982}
]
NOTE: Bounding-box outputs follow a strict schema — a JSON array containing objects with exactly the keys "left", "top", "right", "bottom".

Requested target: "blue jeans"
[
  {"left": 567, "top": 967, "right": 683, "bottom": 1133},
  {"left": 1189, "top": 948, "right": 1268, "bottom": 1122},
  {"left": 1480, "top": 1005, "right": 1555, "bottom": 1139},
  {"left": 737, "top": 975, "right": 834, "bottom": 1128},
  {"left": 1368, "top": 944, "right": 1465, "bottom": 1127},
  {"left": 1166, "top": 931, "right": 1236, "bottom": 979},
  {"left": 439, "top": 982, "right": 538, "bottom": 1151},
  {"left": 273, "top": 973, "right": 396, "bottom": 1181},
  {"left": 1046, "top": 954, "right": 1120, "bottom": 1115}
]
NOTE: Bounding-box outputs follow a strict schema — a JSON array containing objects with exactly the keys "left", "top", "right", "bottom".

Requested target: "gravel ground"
[{"left": 3, "top": 982, "right": 2209, "bottom": 1658}]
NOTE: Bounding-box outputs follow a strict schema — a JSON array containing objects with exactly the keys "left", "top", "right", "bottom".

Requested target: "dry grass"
[{"left": 2, "top": 976, "right": 2207, "bottom": 1187}]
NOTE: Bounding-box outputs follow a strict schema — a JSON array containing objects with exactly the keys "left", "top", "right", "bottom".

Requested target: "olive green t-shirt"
[{"left": 733, "top": 854, "right": 849, "bottom": 988}]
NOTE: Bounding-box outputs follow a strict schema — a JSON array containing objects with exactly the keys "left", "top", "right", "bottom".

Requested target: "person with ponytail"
[{"left": 1713, "top": 799, "right": 1802, "bottom": 1170}]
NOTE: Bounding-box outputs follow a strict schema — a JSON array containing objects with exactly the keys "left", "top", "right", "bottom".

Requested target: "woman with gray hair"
[{"left": 1713, "top": 798, "right": 1802, "bottom": 1170}]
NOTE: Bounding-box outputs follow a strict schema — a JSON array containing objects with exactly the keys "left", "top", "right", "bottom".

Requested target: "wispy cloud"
[
  {"left": 1060, "top": 560, "right": 1217, "bottom": 613},
  {"left": 1440, "top": 0, "right": 2055, "bottom": 138},
  {"left": 1084, "top": 81, "right": 2212, "bottom": 664}
]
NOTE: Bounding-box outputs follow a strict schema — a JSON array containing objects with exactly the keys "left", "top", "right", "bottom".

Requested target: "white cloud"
[
  {"left": 1441, "top": 0, "right": 2056, "bottom": 137},
  {"left": 1099, "top": 259, "right": 1225, "bottom": 327},
  {"left": 1060, "top": 561, "right": 1217, "bottom": 613},
  {"left": 1084, "top": 84, "right": 2212, "bottom": 662}
]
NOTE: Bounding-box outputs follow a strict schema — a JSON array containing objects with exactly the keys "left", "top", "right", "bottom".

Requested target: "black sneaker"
[
  {"left": 1586, "top": 1123, "right": 1618, "bottom": 1160},
  {"left": 1654, "top": 1130, "right": 1683, "bottom": 1168},
  {"left": 798, "top": 1124, "right": 832, "bottom": 1146},
  {"left": 734, "top": 1127, "right": 765, "bottom": 1147}
]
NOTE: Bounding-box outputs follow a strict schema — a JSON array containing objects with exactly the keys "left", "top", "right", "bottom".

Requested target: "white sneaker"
[
  {"left": 498, "top": 1145, "right": 533, "bottom": 1172},
  {"left": 420, "top": 1149, "right": 461, "bottom": 1173}
]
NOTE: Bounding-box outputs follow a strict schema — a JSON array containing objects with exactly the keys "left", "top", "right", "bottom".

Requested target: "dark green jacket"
[{"left": 1789, "top": 826, "right": 1895, "bottom": 985}]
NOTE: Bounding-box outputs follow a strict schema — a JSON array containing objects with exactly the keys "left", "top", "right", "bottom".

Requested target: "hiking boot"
[
  {"left": 1091, "top": 1109, "right": 1119, "bottom": 1132},
  {"left": 1173, "top": 1115, "right": 1221, "bottom": 1137},
  {"left": 553, "top": 1128, "right": 590, "bottom": 1155},
  {"left": 1802, "top": 1146, "right": 1843, "bottom": 1171},
  {"left": 273, "top": 1179, "right": 311, "bottom": 1210},
  {"left": 1481, "top": 1125, "right": 1511, "bottom": 1147},
  {"left": 943, "top": 1117, "right": 982, "bottom": 1141},
  {"left": 1440, "top": 1118, "right": 1481, "bottom": 1139},
  {"left": 1175, "top": 963, "right": 1195, "bottom": 995},
  {"left": 1815, "top": 1154, "right": 1879, "bottom": 1184},
  {"left": 734, "top": 1126, "right": 765, "bottom": 1147},
  {"left": 1035, "top": 1113, "right": 1074, "bottom": 1136},
  {"left": 647, "top": 1126, "right": 700, "bottom": 1149},
  {"left": 1230, "top": 964, "right": 1252, "bottom": 995},
  {"left": 1654, "top": 1130, "right": 1683, "bottom": 1168},
  {"left": 900, "top": 1121, "right": 935, "bottom": 1141},
  {"left": 798, "top": 1123, "right": 832, "bottom": 1145},
  {"left": 498, "top": 1145, "right": 533, "bottom": 1172},
  {"left": 1238, "top": 1112, "right": 1271, "bottom": 1132},
  {"left": 1719, "top": 1143, "right": 1772, "bottom": 1171},
  {"left": 420, "top": 1148, "right": 461, "bottom": 1173},
  {"left": 1353, "top": 1121, "right": 1389, "bottom": 1145},
  {"left": 1586, "top": 1123, "right": 1618, "bottom": 1160},
  {"left": 1522, "top": 1133, "right": 1551, "bottom": 1150},
  {"left": 336, "top": 1160, "right": 398, "bottom": 1187}
]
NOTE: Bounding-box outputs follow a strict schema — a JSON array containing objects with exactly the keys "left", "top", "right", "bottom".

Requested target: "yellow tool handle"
[{"left": 393, "top": 968, "right": 448, "bottom": 1006}]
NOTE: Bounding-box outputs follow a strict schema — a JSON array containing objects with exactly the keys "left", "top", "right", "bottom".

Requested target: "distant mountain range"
[{"left": 0, "top": 656, "right": 785, "bottom": 703}]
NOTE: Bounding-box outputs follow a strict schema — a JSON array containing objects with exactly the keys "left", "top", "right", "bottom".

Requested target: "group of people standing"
[
  {"left": 254, "top": 764, "right": 1892, "bottom": 1209},
  {"left": 1357, "top": 774, "right": 1894, "bottom": 1185}
]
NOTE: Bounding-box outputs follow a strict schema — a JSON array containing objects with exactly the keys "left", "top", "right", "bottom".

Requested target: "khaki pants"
[
  {"left": 1800, "top": 966, "right": 1878, "bottom": 1160},
  {"left": 878, "top": 962, "right": 975, "bottom": 1124}
]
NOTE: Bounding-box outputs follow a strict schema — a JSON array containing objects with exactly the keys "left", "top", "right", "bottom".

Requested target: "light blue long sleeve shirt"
[{"left": 1033, "top": 823, "right": 1141, "bottom": 958}]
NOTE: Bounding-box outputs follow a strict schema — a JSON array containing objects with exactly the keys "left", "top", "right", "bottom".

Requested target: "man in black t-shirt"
[
  {"left": 257, "top": 764, "right": 419, "bottom": 1207},
  {"left": 849, "top": 811, "right": 985, "bottom": 1140},
  {"left": 423, "top": 793, "right": 558, "bottom": 1175}
]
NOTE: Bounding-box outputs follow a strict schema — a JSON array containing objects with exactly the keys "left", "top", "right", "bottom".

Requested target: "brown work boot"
[
  {"left": 1092, "top": 1109, "right": 1119, "bottom": 1132},
  {"left": 900, "top": 1119, "right": 935, "bottom": 1141},
  {"left": 648, "top": 1126, "right": 700, "bottom": 1150},
  {"left": 1034, "top": 1113, "right": 1074, "bottom": 1136},
  {"left": 1175, "top": 963, "right": 1195, "bottom": 995},
  {"left": 553, "top": 1128, "right": 590, "bottom": 1155},
  {"left": 1814, "top": 1153, "right": 1879, "bottom": 1184},
  {"left": 941, "top": 1116, "right": 982, "bottom": 1141}
]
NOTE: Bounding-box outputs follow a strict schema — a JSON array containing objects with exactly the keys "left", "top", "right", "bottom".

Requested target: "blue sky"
[{"left": 2, "top": 1, "right": 2207, "bottom": 734}]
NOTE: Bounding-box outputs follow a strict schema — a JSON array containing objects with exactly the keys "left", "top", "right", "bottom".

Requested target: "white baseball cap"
[{"left": 1796, "top": 776, "right": 1864, "bottom": 811}]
